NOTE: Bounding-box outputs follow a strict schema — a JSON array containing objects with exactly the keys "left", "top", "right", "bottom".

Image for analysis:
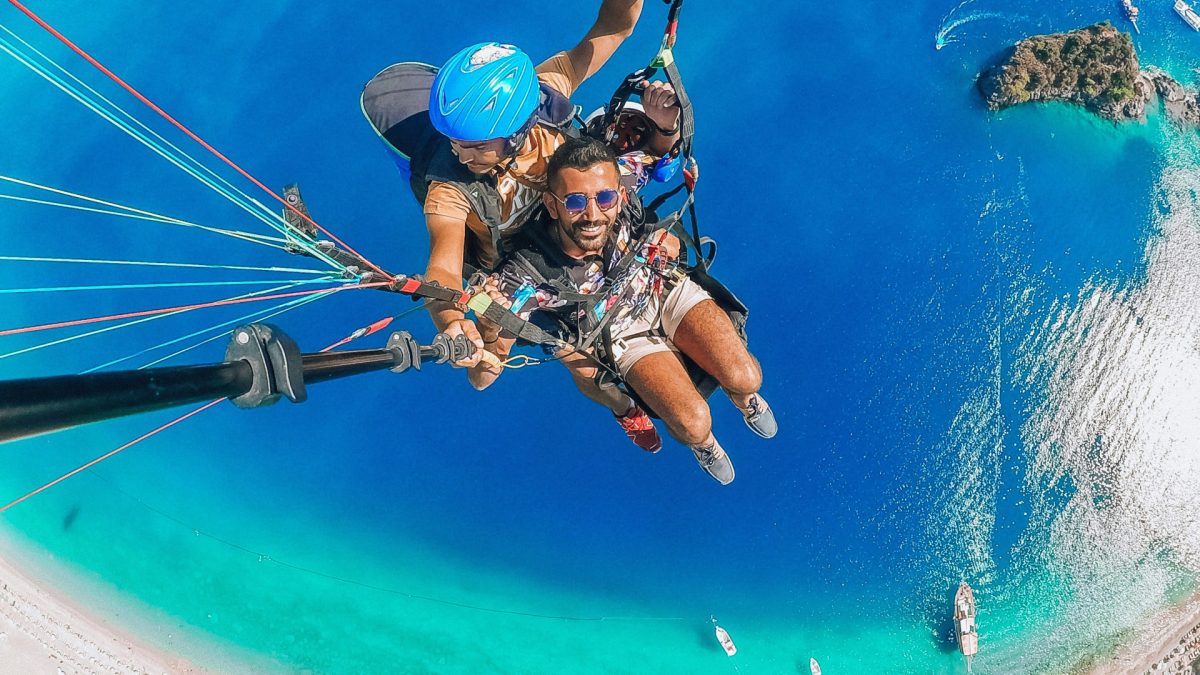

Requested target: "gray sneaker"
[
  {"left": 691, "top": 440, "right": 735, "bottom": 485},
  {"left": 740, "top": 394, "right": 777, "bottom": 439}
]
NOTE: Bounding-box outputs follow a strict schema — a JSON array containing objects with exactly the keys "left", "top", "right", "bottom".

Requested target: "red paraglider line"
[
  {"left": 0, "top": 282, "right": 390, "bottom": 337},
  {"left": 5, "top": 0, "right": 391, "bottom": 279},
  {"left": 0, "top": 398, "right": 224, "bottom": 514},
  {"left": 0, "top": 315, "right": 387, "bottom": 513}
]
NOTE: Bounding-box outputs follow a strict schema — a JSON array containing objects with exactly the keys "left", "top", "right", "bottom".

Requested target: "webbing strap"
[
  {"left": 467, "top": 294, "right": 563, "bottom": 347},
  {"left": 390, "top": 276, "right": 471, "bottom": 305},
  {"left": 572, "top": 226, "right": 669, "bottom": 354},
  {"left": 463, "top": 222, "right": 671, "bottom": 379},
  {"left": 660, "top": 54, "right": 694, "bottom": 161}
]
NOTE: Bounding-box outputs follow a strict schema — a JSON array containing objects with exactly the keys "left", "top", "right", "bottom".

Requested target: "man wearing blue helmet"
[
  {"left": 361, "top": 1, "right": 685, "bottom": 451},
  {"left": 429, "top": 2, "right": 678, "bottom": 449}
]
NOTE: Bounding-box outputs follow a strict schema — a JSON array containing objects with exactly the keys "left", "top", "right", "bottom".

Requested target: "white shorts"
[{"left": 609, "top": 277, "right": 712, "bottom": 379}]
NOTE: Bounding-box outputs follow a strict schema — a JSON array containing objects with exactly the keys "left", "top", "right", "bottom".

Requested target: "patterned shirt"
[{"left": 493, "top": 212, "right": 675, "bottom": 340}]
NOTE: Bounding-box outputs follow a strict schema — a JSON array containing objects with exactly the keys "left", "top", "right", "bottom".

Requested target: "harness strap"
[
  {"left": 468, "top": 292, "right": 629, "bottom": 382},
  {"left": 509, "top": 250, "right": 598, "bottom": 304},
  {"left": 658, "top": 53, "right": 694, "bottom": 161},
  {"left": 467, "top": 295, "right": 564, "bottom": 346},
  {"left": 475, "top": 216, "right": 675, "bottom": 378},
  {"left": 597, "top": 0, "right": 703, "bottom": 277},
  {"left": 388, "top": 275, "right": 471, "bottom": 305},
  {"left": 572, "top": 227, "right": 674, "bottom": 356}
]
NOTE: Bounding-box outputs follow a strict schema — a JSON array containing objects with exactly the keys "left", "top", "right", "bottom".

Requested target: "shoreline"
[
  {"left": 1090, "top": 589, "right": 1200, "bottom": 675},
  {"left": 0, "top": 549, "right": 198, "bottom": 673},
  {"left": 0, "top": 524, "right": 277, "bottom": 674}
]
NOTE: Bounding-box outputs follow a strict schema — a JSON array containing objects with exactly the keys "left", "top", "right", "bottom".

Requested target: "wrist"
[
  {"left": 650, "top": 115, "right": 679, "bottom": 136},
  {"left": 434, "top": 305, "right": 466, "bottom": 324}
]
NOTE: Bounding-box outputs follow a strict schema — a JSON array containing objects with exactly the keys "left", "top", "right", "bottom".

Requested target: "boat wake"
[
  {"left": 914, "top": 150, "right": 1037, "bottom": 651},
  {"left": 935, "top": 11, "right": 1022, "bottom": 50}
]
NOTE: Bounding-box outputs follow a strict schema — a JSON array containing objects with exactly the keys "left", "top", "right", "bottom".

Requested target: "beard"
[{"left": 564, "top": 217, "right": 612, "bottom": 252}]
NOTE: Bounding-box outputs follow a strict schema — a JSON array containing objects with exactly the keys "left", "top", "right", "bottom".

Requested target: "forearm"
[
  {"left": 594, "top": 0, "right": 644, "bottom": 39},
  {"left": 567, "top": 0, "right": 645, "bottom": 84},
  {"left": 647, "top": 127, "right": 680, "bottom": 156},
  {"left": 423, "top": 264, "right": 467, "bottom": 332}
]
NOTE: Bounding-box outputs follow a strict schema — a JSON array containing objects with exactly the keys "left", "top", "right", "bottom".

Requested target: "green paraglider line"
[
  {"left": 0, "top": 191, "right": 289, "bottom": 251},
  {"left": 0, "top": 254, "right": 329, "bottom": 276},
  {"left": 3, "top": 0, "right": 391, "bottom": 279},
  {"left": 0, "top": 35, "right": 345, "bottom": 270},
  {"left": 0, "top": 282, "right": 389, "bottom": 338}
]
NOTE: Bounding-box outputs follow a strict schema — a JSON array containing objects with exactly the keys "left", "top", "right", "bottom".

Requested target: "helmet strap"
[{"left": 503, "top": 114, "right": 539, "bottom": 158}]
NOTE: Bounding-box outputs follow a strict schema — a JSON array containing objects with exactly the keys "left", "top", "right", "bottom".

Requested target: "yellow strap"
[
  {"left": 467, "top": 292, "right": 493, "bottom": 314},
  {"left": 651, "top": 47, "right": 675, "bottom": 69}
]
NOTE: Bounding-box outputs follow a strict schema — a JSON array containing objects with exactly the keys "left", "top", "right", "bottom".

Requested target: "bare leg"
[
  {"left": 669, "top": 299, "right": 763, "bottom": 410},
  {"left": 626, "top": 351, "right": 734, "bottom": 482},
  {"left": 625, "top": 351, "right": 714, "bottom": 447}
]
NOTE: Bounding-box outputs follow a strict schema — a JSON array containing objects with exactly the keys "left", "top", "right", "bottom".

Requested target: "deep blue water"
[{"left": 2, "top": 1, "right": 1200, "bottom": 673}]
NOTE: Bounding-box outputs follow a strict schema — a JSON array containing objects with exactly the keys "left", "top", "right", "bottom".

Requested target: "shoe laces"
[
  {"left": 694, "top": 443, "right": 720, "bottom": 467},
  {"left": 744, "top": 395, "right": 764, "bottom": 420}
]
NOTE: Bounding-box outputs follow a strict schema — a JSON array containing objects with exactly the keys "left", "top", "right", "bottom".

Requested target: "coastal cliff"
[{"left": 978, "top": 22, "right": 1200, "bottom": 126}]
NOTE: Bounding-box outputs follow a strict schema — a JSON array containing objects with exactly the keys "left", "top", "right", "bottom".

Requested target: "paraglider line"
[
  {"left": 0, "top": 398, "right": 224, "bottom": 514},
  {"left": 5, "top": 0, "right": 390, "bottom": 279},
  {"left": 0, "top": 282, "right": 389, "bottom": 337}
]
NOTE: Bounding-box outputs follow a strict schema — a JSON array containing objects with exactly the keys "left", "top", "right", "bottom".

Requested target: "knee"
[
  {"left": 667, "top": 400, "right": 712, "bottom": 447},
  {"left": 720, "top": 359, "right": 762, "bottom": 396}
]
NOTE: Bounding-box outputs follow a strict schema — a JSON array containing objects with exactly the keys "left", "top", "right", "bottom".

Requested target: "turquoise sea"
[{"left": 2, "top": 0, "right": 1200, "bottom": 673}]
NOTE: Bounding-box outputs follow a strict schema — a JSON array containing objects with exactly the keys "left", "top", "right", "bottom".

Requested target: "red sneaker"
[{"left": 615, "top": 404, "right": 662, "bottom": 453}]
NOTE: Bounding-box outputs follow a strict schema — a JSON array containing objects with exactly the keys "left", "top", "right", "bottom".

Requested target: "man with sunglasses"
[
  {"left": 468, "top": 137, "right": 776, "bottom": 485},
  {"left": 360, "top": 1, "right": 688, "bottom": 450},
  {"left": 418, "top": 2, "right": 645, "bottom": 352},
  {"left": 406, "top": 2, "right": 682, "bottom": 451}
]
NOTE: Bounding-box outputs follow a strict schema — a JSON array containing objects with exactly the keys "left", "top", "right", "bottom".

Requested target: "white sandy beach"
[
  {"left": 2, "top": 524, "right": 1199, "bottom": 675},
  {"left": 1091, "top": 591, "right": 1200, "bottom": 675},
  {"left": 0, "top": 551, "right": 198, "bottom": 674}
]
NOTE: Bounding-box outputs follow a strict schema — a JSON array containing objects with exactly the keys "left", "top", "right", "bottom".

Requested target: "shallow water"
[{"left": 1, "top": 1, "right": 1199, "bottom": 673}]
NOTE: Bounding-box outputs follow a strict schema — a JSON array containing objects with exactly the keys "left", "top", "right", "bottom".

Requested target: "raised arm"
[
  {"left": 640, "top": 80, "right": 681, "bottom": 156},
  {"left": 563, "top": 0, "right": 645, "bottom": 85}
]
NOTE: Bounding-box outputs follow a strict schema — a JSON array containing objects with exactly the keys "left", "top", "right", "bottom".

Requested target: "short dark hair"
[{"left": 547, "top": 136, "right": 619, "bottom": 189}]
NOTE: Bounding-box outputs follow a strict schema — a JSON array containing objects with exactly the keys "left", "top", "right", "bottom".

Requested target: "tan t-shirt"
[{"left": 423, "top": 52, "right": 580, "bottom": 270}]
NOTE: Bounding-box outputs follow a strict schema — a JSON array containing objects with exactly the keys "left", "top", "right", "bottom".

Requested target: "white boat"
[
  {"left": 955, "top": 581, "right": 979, "bottom": 673},
  {"left": 1177, "top": 0, "right": 1200, "bottom": 31},
  {"left": 711, "top": 616, "right": 736, "bottom": 656},
  {"left": 1122, "top": 0, "right": 1141, "bottom": 34},
  {"left": 810, "top": 657, "right": 823, "bottom": 675}
]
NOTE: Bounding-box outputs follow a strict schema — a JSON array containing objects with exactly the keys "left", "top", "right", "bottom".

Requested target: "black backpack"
[{"left": 360, "top": 61, "right": 576, "bottom": 207}]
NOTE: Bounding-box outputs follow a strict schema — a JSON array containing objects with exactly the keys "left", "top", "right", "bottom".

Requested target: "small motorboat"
[
  {"left": 810, "top": 656, "right": 823, "bottom": 675},
  {"left": 711, "top": 615, "right": 737, "bottom": 656}
]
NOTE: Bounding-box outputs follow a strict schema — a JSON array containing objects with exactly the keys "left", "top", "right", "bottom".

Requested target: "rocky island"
[{"left": 978, "top": 22, "right": 1200, "bottom": 126}]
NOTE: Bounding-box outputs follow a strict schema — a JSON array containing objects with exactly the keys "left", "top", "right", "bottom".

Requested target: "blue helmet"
[{"left": 429, "top": 42, "right": 540, "bottom": 141}]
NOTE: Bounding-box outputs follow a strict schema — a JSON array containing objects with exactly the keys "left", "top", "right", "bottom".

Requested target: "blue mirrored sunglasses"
[{"left": 552, "top": 189, "right": 620, "bottom": 215}]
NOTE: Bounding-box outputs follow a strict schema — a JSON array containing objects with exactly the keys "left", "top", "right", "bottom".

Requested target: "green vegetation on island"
[{"left": 978, "top": 22, "right": 1144, "bottom": 121}]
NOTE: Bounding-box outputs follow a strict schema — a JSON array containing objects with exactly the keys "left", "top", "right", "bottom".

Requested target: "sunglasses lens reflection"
[{"left": 562, "top": 189, "right": 620, "bottom": 214}]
